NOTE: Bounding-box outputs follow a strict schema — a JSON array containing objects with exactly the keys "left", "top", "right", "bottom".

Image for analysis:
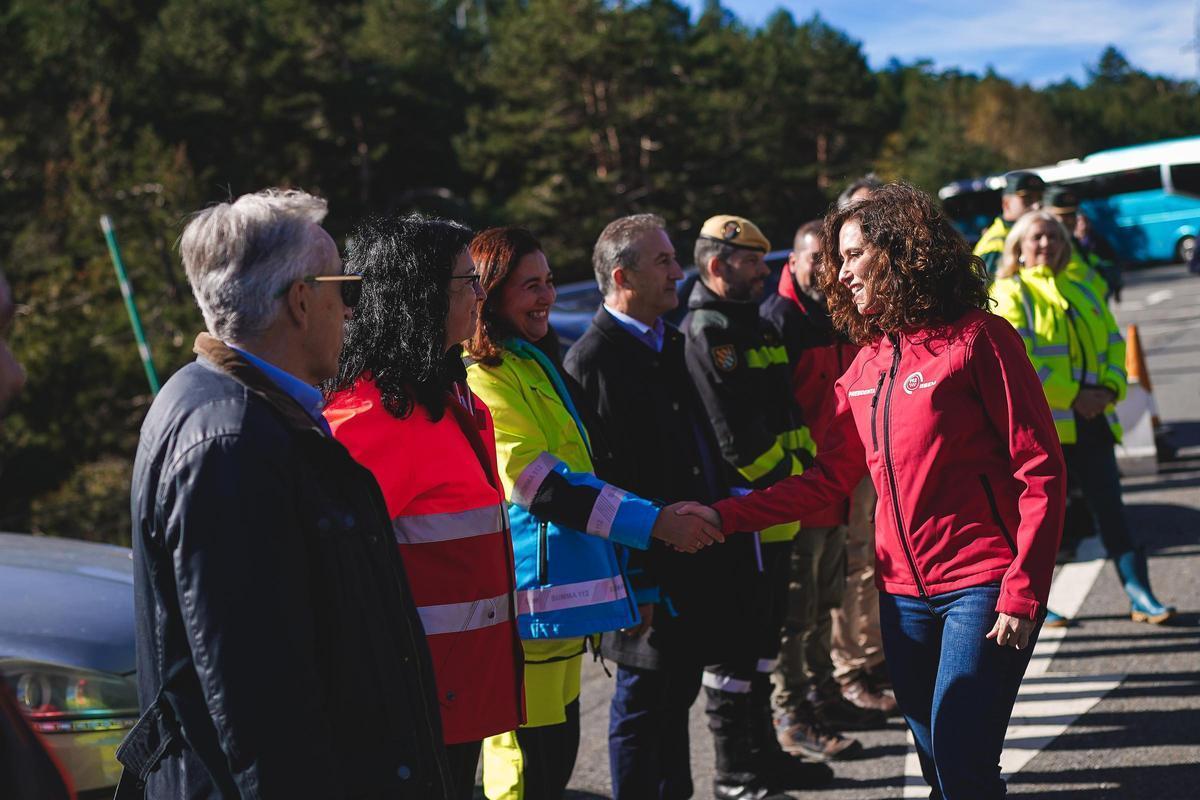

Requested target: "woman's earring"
[{"left": 1017, "top": 255, "right": 1025, "bottom": 265}]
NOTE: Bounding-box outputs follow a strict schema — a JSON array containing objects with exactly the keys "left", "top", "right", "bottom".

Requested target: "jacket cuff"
[
  {"left": 713, "top": 497, "right": 741, "bottom": 535},
  {"left": 607, "top": 496, "right": 658, "bottom": 550},
  {"left": 996, "top": 592, "right": 1041, "bottom": 621}
]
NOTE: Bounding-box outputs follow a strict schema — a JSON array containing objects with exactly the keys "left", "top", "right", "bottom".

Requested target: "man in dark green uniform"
[
  {"left": 682, "top": 215, "right": 831, "bottom": 799},
  {"left": 973, "top": 171, "right": 1045, "bottom": 275}
]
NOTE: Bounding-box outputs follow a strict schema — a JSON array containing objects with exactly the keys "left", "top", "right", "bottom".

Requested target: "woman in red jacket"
[
  {"left": 323, "top": 214, "right": 524, "bottom": 800},
  {"left": 682, "top": 183, "right": 1066, "bottom": 799}
]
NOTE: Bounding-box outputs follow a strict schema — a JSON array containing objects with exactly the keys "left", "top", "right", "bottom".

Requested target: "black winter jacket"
[
  {"left": 123, "top": 334, "right": 452, "bottom": 799},
  {"left": 564, "top": 309, "right": 758, "bottom": 669}
]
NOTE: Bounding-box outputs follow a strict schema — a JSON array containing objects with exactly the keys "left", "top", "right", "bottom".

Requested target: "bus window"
[
  {"left": 1170, "top": 163, "right": 1200, "bottom": 197},
  {"left": 1075, "top": 167, "right": 1163, "bottom": 199}
]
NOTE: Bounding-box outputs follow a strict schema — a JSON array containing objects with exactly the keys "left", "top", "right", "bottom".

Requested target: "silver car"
[{"left": 0, "top": 532, "right": 137, "bottom": 796}]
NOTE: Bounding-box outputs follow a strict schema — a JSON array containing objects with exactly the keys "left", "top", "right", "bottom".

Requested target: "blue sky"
[{"left": 684, "top": 0, "right": 1198, "bottom": 86}]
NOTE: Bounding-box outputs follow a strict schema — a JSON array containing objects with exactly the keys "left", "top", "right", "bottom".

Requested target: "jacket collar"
[
  {"left": 686, "top": 279, "right": 760, "bottom": 324},
  {"left": 590, "top": 307, "right": 682, "bottom": 358},
  {"left": 194, "top": 333, "right": 327, "bottom": 437},
  {"left": 776, "top": 268, "right": 831, "bottom": 323}
]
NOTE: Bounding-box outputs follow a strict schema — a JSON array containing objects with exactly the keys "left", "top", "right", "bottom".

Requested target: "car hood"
[{"left": 0, "top": 533, "right": 135, "bottom": 675}]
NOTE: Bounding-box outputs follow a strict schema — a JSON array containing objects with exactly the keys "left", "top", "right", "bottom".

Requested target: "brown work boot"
[
  {"left": 807, "top": 681, "right": 887, "bottom": 731},
  {"left": 842, "top": 676, "right": 899, "bottom": 717},
  {"left": 776, "top": 709, "right": 863, "bottom": 761}
]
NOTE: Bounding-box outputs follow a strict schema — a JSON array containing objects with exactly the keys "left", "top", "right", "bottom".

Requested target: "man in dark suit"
[{"left": 565, "top": 215, "right": 831, "bottom": 800}]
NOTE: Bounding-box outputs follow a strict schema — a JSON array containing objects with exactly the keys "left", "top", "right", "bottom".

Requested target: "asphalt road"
[{"left": 554, "top": 263, "right": 1200, "bottom": 800}]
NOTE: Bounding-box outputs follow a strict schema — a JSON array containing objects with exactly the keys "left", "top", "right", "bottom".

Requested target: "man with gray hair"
[{"left": 121, "top": 188, "right": 452, "bottom": 799}]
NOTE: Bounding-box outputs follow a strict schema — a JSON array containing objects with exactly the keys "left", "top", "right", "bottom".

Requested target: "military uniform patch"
[{"left": 712, "top": 344, "right": 738, "bottom": 372}]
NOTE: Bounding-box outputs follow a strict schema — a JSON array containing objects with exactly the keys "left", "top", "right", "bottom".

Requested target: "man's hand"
[
  {"left": 673, "top": 501, "right": 722, "bottom": 530},
  {"left": 1071, "top": 387, "right": 1114, "bottom": 419},
  {"left": 985, "top": 612, "right": 1037, "bottom": 650},
  {"left": 652, "top": 502, "right": 724, "bottom": 552},
  {"left": 622, "top": 603, "right": 655, "bottom": 637}
]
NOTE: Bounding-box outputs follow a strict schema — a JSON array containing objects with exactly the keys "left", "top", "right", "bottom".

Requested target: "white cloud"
[{"left": 718, "top": 0, "right": 1198, "bottom": 83}]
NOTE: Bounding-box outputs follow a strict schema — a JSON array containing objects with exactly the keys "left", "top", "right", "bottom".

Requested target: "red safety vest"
[{"left": 325, "top": 376, "right": 525, "bottom": 744}]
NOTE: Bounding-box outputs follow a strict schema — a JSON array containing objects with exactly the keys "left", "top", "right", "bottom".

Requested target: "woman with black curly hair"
[
  {"left": 680, "top": 183, "right": 1067, "bottom": 798},
  {"left": 322, "top": 214, "right": 524, "bottom": 800}
]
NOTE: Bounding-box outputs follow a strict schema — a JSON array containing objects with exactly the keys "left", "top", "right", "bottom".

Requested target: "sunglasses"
[{"left": 278, "top": 274, "right": 364, "bottom": 307}]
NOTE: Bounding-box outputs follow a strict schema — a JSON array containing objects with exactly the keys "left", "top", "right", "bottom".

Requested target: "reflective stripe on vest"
[
  {"left": 585, "top": 484, "right": 626, "bottom": 540},
  {"left": 745, "top": 345, "right": 789, "bottom": 369},
  {"left": 517, "top": 576, "right": 628, "bottom": 616},
  {"left": 702, "top": 671, "right": 751, "bottom": 694},
  {"left": 393, "top": 504, "right": 507, "bottom": 545},
  {"left": 511, "top": 451, "right": 563, "bottom": 508},
  {"left": 1051, "top": 409, "right": 1074, "bottom": 422},
  {"left": 757, "top": 658, "right": 779, "bottom": 673},
  {"left": 418, "top": 591, "right": 513, "bottom": 636}
]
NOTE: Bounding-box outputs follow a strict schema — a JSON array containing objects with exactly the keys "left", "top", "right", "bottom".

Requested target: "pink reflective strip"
[
  {"left": 585, "top": 484, "right": 626, "bottom": 540},
  {"left": 517, "top": 576, "right": 628, "bottom": 616},
  {"left": 511, "top": 452, "right": 562, "bottom": 508},
  {"left": 417, "top": 592, "right": 513, "bottom": 637},
  {"left": 393, "top": 505, "right": 505, "bottom": 545}
]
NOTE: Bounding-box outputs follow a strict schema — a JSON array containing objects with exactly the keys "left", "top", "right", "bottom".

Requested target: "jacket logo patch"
[
  {"left": 712, "top": 345, "right": 738, "bottom": 372},
  {"left": 902, "top": 371, "right": 937, "bottom": 394}
]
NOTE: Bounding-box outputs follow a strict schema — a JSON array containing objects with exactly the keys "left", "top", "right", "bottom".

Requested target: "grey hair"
[
  {"left": 837, "top": 174, "right": 883, "bottom": 210},
  {"left": 694, "top": 236, "right": 736, "bottom": 281},
  {"left": 179, "top": 188, "right": 329, "bottom": 341},
  {"left": 998, "top": 209, "right": 1070, "bottom": 279},
  {"left": 592, "top": 213, "right": 666, "bottom": 297}
]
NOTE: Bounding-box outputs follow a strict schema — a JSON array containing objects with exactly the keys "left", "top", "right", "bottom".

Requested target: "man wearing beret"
[
  {"left": 1045, "top": 185, "right": 1120, "bottom": 302},
  {"left": 682, "top": 215, "right": 831, "bottom": 798},
  {"left": 973, "top": 171, "right": 1045, "bottom": 276}
]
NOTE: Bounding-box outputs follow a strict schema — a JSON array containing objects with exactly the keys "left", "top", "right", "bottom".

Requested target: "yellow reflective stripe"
[
  {"left": 744, "top": 345, "right": 788, "bottom": 369},
  {"left": 760, "top": 520, "right": 801, "bottom": 542},
  {"left": 776, "top": 427, "right": 816, "bottom": 457},
  {"left": 737, "top": 439, "right": 787, "bottom": 483}
]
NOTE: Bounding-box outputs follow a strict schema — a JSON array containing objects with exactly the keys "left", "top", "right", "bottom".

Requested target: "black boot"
[{"left": 705, "top": 683, "right": 793, "bottom": 800}]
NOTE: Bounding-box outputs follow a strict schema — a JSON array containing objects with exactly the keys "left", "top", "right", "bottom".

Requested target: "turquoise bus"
[{"left": 940, "top": 136, "right": 1200, "bottom": 264}]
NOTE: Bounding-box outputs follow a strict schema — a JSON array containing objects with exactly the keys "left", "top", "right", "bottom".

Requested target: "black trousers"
[
  {"left": 446, "top": 739, "right": 483, "bottom": 800},
  {"left": 512, "top": 698, "right": 581, "bottom": 799}
]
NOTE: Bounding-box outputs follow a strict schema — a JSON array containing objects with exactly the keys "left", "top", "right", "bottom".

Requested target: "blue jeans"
[
  {"left": 609, "top": 664, "right": 702, "bottom": 800},
  {"left": 880, "top": 585, "right": 1040, "bottom": 799}
]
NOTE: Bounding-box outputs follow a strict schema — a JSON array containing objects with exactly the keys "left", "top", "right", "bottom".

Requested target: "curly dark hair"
[
  {"left": 465, "top": 227, "right": 545, "bottom": 367},
  {"left": 818, "top": 182, "right": 988, "bottom": 344},
  {"left": 330, "top": 213, "right": 474, "bottom": 421}
]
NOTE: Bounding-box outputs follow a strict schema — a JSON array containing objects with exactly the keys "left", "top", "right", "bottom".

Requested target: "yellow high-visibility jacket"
[
  {"left": 1064, "top": 243, "right": 1110, "bottom": 302},
  {"left": 973, "top": 216, "right": 1010, "bottom": 276},
  {"left": 989, "top": 264, "right": 1126, "bottom": 444}
]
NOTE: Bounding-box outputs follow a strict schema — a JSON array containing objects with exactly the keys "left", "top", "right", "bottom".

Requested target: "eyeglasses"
[
  {"left": 277, "top": 274, "right": 364, "bottom": 307},
  {"left": 449, "top": 272, "right": 483, "bottom": 290}
]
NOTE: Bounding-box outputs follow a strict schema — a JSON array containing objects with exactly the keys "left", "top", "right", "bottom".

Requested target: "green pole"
[{"left": 100, "top": 214, "right": 161, "bottom": 394}]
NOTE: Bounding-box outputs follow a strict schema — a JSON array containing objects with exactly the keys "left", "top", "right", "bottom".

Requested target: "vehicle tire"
[{"left": 1177, "top": 235, "right": 1196, "bottom": 265}]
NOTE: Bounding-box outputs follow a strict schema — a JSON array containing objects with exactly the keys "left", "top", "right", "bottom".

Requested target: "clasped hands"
[
  {"left": 648, "top": 502, "right": 725, "bottom": 553},
  {"left": 1071, "top": 386, "right": 1116, "bottom": 419}
]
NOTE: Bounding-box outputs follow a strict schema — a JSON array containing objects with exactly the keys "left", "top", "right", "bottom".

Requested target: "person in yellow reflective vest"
[
  {"left": 1044, "top": 185, "right": 1122, "bottom": 302},
  {"left": 682, "top": 215, "right": 833, "bottom": 799},
  {"left": 973, "top": 171, "right": 1045, "bottom": 276},
  {"left": 990, "top": 210, "right": 1175, "bottom": 626}
]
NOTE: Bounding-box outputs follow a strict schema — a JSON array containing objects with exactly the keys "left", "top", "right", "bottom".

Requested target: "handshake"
[{"left": 649, "top": 502, "right": 724, "bottom": 553}]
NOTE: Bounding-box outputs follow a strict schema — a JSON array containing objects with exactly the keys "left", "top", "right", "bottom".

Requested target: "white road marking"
[
  {"left": 1145, "top": 289, "right": 1174, "bottom": 306},
  {"left": 901, "top": 536, "right": 1124, "bottom": 797}
]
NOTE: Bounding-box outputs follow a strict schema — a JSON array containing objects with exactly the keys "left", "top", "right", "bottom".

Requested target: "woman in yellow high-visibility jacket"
[{"left": 990, "top": 210, "right": 1175, "bottom": 625}]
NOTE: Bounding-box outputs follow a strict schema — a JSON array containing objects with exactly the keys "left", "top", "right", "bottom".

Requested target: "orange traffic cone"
[
  {"left": 1125, "top": 324, "right": 1152, "bottom": 394},
  {"left": 1126, "top": 324, "right": 1176, "bottom": 460}
]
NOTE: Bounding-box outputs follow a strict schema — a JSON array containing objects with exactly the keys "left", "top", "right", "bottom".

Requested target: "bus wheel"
[{"left": 1178, "top": 235, "right": 1196, "bottom": 264}]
